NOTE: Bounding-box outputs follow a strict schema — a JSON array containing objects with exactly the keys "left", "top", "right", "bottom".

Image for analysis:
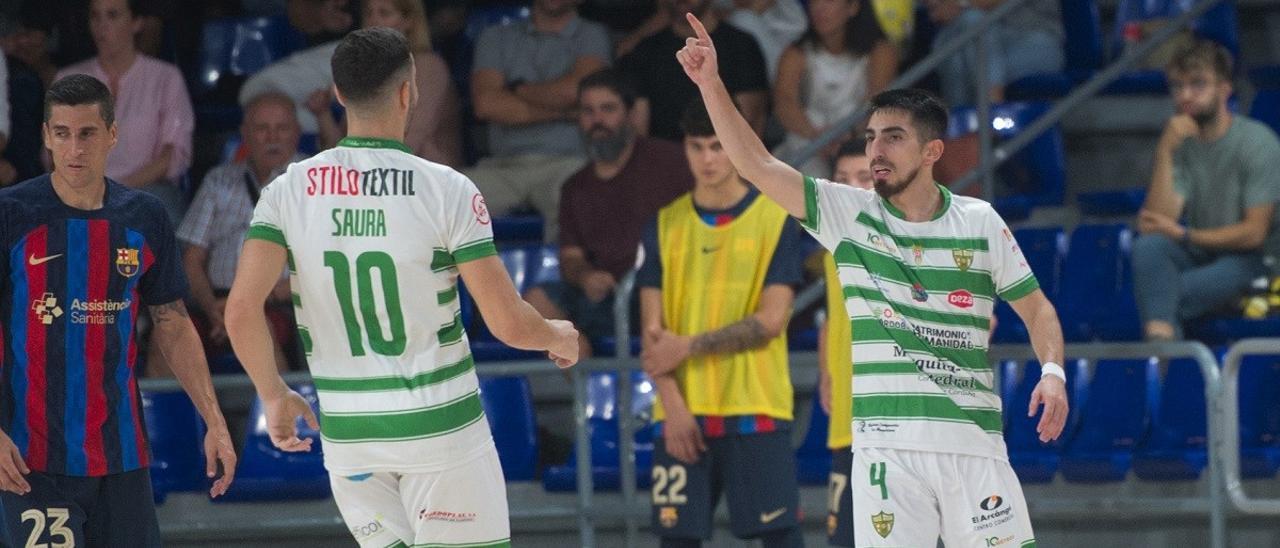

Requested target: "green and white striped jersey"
[
  {"left": 800, "top": 176, "right": 1039, "bottom": 461},
  {"left": 247, "top": 137, "right": 497, "bottom": 475}
]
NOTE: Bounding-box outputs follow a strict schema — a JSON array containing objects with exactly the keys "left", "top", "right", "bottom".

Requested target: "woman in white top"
[{"left": 772, "top": 0, "right": 897, "bottom": 177}]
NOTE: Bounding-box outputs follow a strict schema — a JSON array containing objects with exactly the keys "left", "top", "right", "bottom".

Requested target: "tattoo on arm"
[
  {"left": 149, "top": 300, "right": 191, "bottom": 325},
  {"left": 689, "top": 317, "right": 771, "bottom": 357}
]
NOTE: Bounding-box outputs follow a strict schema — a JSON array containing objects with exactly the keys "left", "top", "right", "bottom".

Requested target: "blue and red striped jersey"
[{"left": 0, "top": 176, "right": 187, "bottom": 477}]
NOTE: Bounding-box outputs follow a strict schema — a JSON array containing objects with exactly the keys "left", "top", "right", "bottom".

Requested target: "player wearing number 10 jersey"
[{"left": 225, "top": 28, "right": 579, "bottom": 548}]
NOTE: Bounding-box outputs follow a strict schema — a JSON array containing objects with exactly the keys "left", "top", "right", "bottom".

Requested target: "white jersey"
[
  {"left": 800, "top": 177, "right": 1038, "bottom": 461},
  {"left": 247, "top": 137, "right": 497, "bottom": 475}
]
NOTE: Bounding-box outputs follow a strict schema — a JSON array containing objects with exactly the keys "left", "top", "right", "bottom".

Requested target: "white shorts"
[
  {"left": 329, "top": 445, "right": 511, "bottom": 548},
  {"left": 852, "top": 447, "right": 1035, "bottom": 548}
]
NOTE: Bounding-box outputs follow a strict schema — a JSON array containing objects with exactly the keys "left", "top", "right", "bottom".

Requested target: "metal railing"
[{"left": 1217, "top": 338, "right": 1280, "bottom": 517}]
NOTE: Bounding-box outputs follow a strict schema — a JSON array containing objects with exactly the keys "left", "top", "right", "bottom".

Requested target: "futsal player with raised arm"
[
  {"left": 225, "top": 28, "right": 579, "bottom": 548},
  {"left": 676, "top": 13, "right": 1069, "bottom": 547}
]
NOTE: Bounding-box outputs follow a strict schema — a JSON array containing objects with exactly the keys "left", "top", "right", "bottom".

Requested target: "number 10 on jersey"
[{"left": 323, "top": 250, "right": 407, "bottom": 357}]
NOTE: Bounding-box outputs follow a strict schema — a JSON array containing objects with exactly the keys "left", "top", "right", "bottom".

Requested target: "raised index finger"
[{"left": 686, "top": 12, "right": 711, "bottom": 44}]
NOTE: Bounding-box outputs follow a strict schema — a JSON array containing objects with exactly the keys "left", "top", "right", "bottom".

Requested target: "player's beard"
[
  {"left": 583, "top": 124, "right": 634, "bottom": 163},
  {"left": 873, "top": 165, "right": 919, "bottom": 199}
]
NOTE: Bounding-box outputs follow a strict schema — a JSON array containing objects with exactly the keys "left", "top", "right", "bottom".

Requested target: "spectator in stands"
[
  {"left": 924, "top": 0, "right": 1063, "bottom": 106},
  {"left": 524, "top": 69, "right": 693, "bottom": 357},
  {"left": 722, "top": 0, "right": 808, "bottom": 86},
  {"left": 154, "top": 92, "right": 304, "bottom": 377},
  {"left": 287, "top": 0, "right": 353, "bottom": 46},
  {"left": 618, "top": 0, "right": 769, "bottom": 141},
  {"left": 56, "top": 0, "right": 195, "bottom": 223},
  {"left": 466, "top": 0, "right": 610, "bottom": 241},
  {"left": 239, "top": 39, "right": 338, "bottom": 136},
  {"left": 1, "top": 5, "right": 56, "bottom": 86},
  {"left": 639, "top": 99, "right": 804, "bottom": 546},
  {"left": 832, "top": 138, "right": 874, "bottom": 190},
  {"left": 773, "top": 0, "right": 897, "bottom": 177},
  {"left": 1133, "top": 40, "right": 1280, "bottom": 341},
  {"left": 310, "top": 0, "right": 463, "bottom": 166}
]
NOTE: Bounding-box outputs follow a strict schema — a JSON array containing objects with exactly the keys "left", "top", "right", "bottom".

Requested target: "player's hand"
[
  {"left": 581, "top": 271, "right": 617, "bottom": 304},
  {"left": 675, "top": 13, "right": 720, "bottom": 87},
  {"left": 546, "top": 319, "right": 580, "bottom": 369},
  {"left": 1136, "top": 209, "right": 1185, "bottom": 240},
  {"left": 1158, "top": 114, "right": 1198, "bottom": 152},
  {"left": 0, "top": 428, "right": 30, "bottom": 495},
  {"left": 207, "top": 298, "right": 229, "bottom": 345},
  {"left": 263, "top": 390, "right": 320, "bottom": 452},
  {"left": 1028, "top": 374, "right": 1069, "bottom": 443},
  {"left": 663, "top": 409, "right": 707, "bottom": 464},
  {"left": 641, "top": 327, "right": 691, "bottom": 377},
  {"left": 203, "top": 421, "right": 237, "bottom": 498}
]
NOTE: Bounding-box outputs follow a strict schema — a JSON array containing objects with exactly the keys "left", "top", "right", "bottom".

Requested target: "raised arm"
[{"left": 676, "top": 13, "right": 805, "bottom": 218}]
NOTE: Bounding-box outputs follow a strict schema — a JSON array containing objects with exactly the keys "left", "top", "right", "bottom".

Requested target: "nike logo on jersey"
[
  {"left": 760, "top": 507, "right": 788, "bottom": 523},
  {"left": 701, "top": 246, "right": 719, "bottom": 254},
  {"left": 28, "top": 253, "right": 63, "bottom": 266}
]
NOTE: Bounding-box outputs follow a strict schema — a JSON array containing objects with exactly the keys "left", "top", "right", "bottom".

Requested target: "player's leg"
[
  {"left": 404, "top": 446, "right": 511, "bottom": 547},
  {"left": 721, "top": 430, "right": 802, "bottom": 547},
  {"left": 651, "top": 428, "right": 717, "bottom": 546},
  {"left": 827, "top": 447, "right": 855, "bottom": 547},
  {"left": 0, "top": 472, "right": 91, "bottom": 548},
  {"left": 84, "top": 468, "right": 161, "bottom": 547},
  {"left": 937, "top": 454, "right": 1036, "bottom": 548},
  {"left": 330, "top": 471, "right": 416, "bottom": 547},
  {"left": 851, "top": 447, "right": 941, "bottom": 547}
]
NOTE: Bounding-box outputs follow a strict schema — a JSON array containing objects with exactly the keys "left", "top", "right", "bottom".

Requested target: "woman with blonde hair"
[{"left": 311, "top": 0, "right": 463, "bottom": 165}]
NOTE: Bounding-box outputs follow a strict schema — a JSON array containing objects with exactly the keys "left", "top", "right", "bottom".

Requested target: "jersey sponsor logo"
[
  {"left": 69, "top": 298, "right": 132, "bottom": 325},
  {"left": 953, "top": 248, "right": 974, "bottom": 271},
  {"left": 971, "top": 494, "right": 1015, "bottom": 531},
  {"left": 1002, "top": 228, "right": 1013, "bottom": 242},
  {"left": 871, "top": 511, "right": 894, "bottom": 538},
  {"left": 306, "top": 165, "right": 418, "bottom": 197},
  {"left": 116, "top": 248, "right": 140, "bottom": 277},
  {"left": 760, "top": 507, "right": 788, "bottom": 523},
  {"left": 866, "top": 234, "right": 896, "bottom": 254},
  {"left": 330, "top": 208, "right": 387, "bottom": 237},
  {"left": 27, "top": 253, "right": 62, "bottom": 266},
  {"left": 855, "top": 420, "right": 900, "bottom": 435},
  {"left": 948, "top": 289, "right": 974, "bottom": 309},
  {"left": 986, "top": 534, "right": 1016, "bottom": 547},
  {"left": 659, "top": 506, "right": 678, "bottom": 528},
  {"left": 872, "top": 307, "right": 910, "bottom": 331},
  {"left": 981, "top": 495, "right": 1004, "bottom": 511},
  {"left": 471, "top": 193, "right": 490, "bottom": 225},
  {"left": 911, "top": 283, "right": 928, "bottom": 302},
  {"left": 31, "top": 293, "right": 63, "bottom": 325},
  {"left": 912, "top": 325, "right": 976, "bottom": 350},
  {"left": 912, "top": 244, "right": 923, "bottom": 265},
  {"left": 419, "top": 509, "right": 477, "bottom": 522},
  {"left": 349, "top": 518, "right": 384, "bottom": 540}
]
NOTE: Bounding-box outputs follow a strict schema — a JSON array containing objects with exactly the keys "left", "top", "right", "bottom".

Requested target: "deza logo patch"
[{"left": 948, "top": 289, "right": 974, "bottom": 309}]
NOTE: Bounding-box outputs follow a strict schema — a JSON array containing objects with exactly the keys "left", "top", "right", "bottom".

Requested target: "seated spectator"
[
  {"left": 832, "top": 138, "right": 873, "bottom": 190},
  {"left": 1133, "top": 40, "right": 1280, "bottom": 341},
  {"left": 55, "top": 0, "right": 194, "bottom": 223},
  {"left": 773, "top": 0, "right": 896, "bottom": 177},
  {"left": 524, "top": 69, "right": 693, "bottom": 356},
  {"left": 151, "top": 92, "right": 305, "bottom": 377},
  {"left": 238, "top": 42, "right": 338, "bottom": 135},
  {"left": 466, "top": 0, "right": 610, "bottom": 241},
  {"left": 618, "top": 0, "right": 769, "bottom": 141},
  {"left": 311, "top": 0, "right": 462, "bottom": 166},
  {"left": 721, "top": 0, "right": 808, "bottom": 85},
  {"left": 924, "top": 0, "right": 1063, "bottom": 106}
]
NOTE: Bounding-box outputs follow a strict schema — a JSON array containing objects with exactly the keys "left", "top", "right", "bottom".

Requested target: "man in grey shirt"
[
  {"left": 467, "top": 0, "right": 610, "bottom": 241},
  {"left": 1133, "top": 40, "right": 1280, "bottom": 340}
]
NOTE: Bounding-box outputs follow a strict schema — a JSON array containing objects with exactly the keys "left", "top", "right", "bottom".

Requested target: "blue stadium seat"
[
  {"left": 1056, "top": 224, "right": 1142, "bottom": 342},
  {"left": 1133, "top": 359, "right": 1208, "bottom": 480},
  {"left": 1076, "top": 188, "right": 1147, "bottom": 217},
  {"left": 992, "top": 227, "right": 1067, "bottom": 343},
  {"left": 491, "top": 215, "right": 545, "bottom": 245},
  {"left": 193, "top": 16, "right": 304, "bottom": 130},
  {"left": 1006, "top": 0, "right": 1104, "bottom": 100},
  {"left": 1061, "top": 359, "right": 1153, "bottom": 482},
  {"left": 1249, "top": 88, "right": 1280, "bottom": 139},
  {"left": 144, "top": 391, "right": 206, "bottom": 503},
  {"left": 470, "top": 246, "right": 543, "bottom": 361},
  {"left": 528, "top": 245, "right": 561, "bottom": 287},
  {"left": 1238, "top": 354, "right": 1280, "bottom": 479},
  {"left": 478, "top": 376, "right": 539, "bottom": 481},
  {"left": 796, "top": 396, "right": 833, "bottom": 485},
  {"left": 543, "top": 371, "right": 656, "bottom": 491},
  {"left": 1103, "top": 0, "right": 1238, "bottom": 95},
  {"left": 1002, "top": 360, "right": 1076, "bottom": 483},
  {"left": 947, "top": 102, "right": 1066, "bottom": 214},
  {"left": 218, "top": 383, "right": 329, "bottom": 501},
  {"left": 1186, "top": 316, "right": 1280, "bottom": 347}
]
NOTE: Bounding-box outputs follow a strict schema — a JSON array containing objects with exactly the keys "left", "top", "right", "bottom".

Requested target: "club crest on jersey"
[
  {"left": 659, "top": 507, "right": 678, "bottom": 528},
  {"left": 116, "top": 248, "right": 140, "bottom": 277},
  {"left": 953, "top": 249, "right": 974, "bottom": 272},
  {"left": 871, "top": 511, "right": 894, "bottom": 538}
]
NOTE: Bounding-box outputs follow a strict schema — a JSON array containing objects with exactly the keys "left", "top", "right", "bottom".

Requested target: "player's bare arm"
[
  {"left": 1008, "top": 288, "right": 1069, "bottom": 443},
  {"left": 226, "top": 240, "right": 320, "bottom": 456},
  {"left": 640, "top": 287, "right": 706, "bottom": 464},
  {"left": 675, "top": 12, "right": 806, "bottom": 218},
  {"left": 149, "top": 298, "right": 238, "bottom": 497},
  {"left": 457, "top": 255, "right": 580, "bottom": 368},
  {"left": 642, "top": 284, "right": 793, "bottom": 377}
]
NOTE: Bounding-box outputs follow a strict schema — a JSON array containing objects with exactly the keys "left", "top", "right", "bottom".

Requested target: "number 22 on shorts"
[{"left": 870, "top": 461, "right": 888, "bottom": 500}]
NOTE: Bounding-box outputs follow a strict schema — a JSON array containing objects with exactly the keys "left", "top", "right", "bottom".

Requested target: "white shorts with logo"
[
  {"left": 329, "top": 445, "right": 511, "bottom": 548},
  {"left": 852, "top": 447, "right": 1035, "bottom": 548}
]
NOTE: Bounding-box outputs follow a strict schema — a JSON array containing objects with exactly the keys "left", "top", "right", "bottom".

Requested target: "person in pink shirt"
[{"left": 55, "top": 0, "right": 194, "bottom": 222}]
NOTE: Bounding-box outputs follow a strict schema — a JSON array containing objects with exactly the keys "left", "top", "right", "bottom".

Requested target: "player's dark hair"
[
  {"left": 836, "top": 137, "right": 868, "bottom": 160},
  {"left": 577, "top": 69, "right": 638, "bottom": 110},
  {"left": 679, "top": 98, "right": 716, "bottom": 138},
  {"left": 331, "top": 27, "right": 413, "bottom": 106},
  {"left": 1166, "top": 39, "right": 1233, "bottom": 82},
  {"left": 868, "top": 88, "right": 948, "bottom": 143},
  {"left": 44, "top": 74, "right": 115, "bottom": 126}
]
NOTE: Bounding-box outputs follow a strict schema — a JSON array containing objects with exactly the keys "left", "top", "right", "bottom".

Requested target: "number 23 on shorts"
[{"left": 870, "top": 461, "right": 888, "bottom": 500}]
